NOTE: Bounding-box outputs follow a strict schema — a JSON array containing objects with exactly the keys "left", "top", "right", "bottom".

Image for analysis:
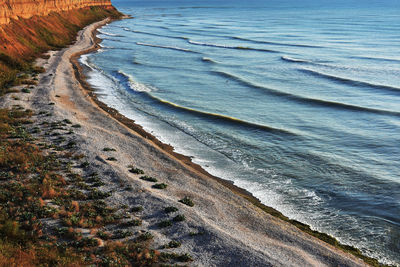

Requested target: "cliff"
[
  {"left": 0, "top": 0, "right": 112, "bottom": 24},
  {"left": 0, "top": 0, "right": 121, "bottom": 92}
]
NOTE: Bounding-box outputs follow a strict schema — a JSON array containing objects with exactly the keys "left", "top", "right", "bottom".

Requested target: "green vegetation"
[
  {"left": 103, "top": 147, "right": 116, "bottom": 151},
  {"left": 164, "top": 240, "right": 181, "bottom": 249},
  {"left": 140, "top": 175, "right": 157, "bottom": 182},
  {"left": 173, "top": 214, "right": 186, "bottom": 222},
  {"left": 179, "top": 196, "right": 194, "bottom": 207},
  {"left": 152, "top": 183, "right": 168, "bottom": 189},
  {"left": 131, "top": 206, "right": 143, "bottom": 212},
  {"left": 158, "top": 220, "right": 172, "bottom": 228},
  {"left": 0, "top": 107, "right": 181, "bottom": 266},
  {"left": 129, "top": 167, "right": 144, "bottom": 174},
  {"left": 164, "top": 206, "right": 179, "bottom": 213}
]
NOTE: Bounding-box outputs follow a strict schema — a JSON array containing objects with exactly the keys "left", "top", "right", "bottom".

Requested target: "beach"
[{"left": 2, "top": 17, "right": 374, "bottom": 266}]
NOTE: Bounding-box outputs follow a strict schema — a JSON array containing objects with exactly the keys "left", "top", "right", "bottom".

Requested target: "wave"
[
  {"left": 232, "top": 36, "right": 324, "bottom": 48},
  {"left": 187, "top": 40, "right": 279, "bottom": 53},
  {"left": 212, "top": 70, "right": 400, "bottom": 117},
  {"left": 97, "top": 29, "right": 124, "bottom": 37},
  {"left": 122, "top": 27, "right": 188, "bottom": 40},
  {"left": 350, "top": 56, "right": 400, "bottom": 63},
  {"left": 299, "top": 68, "right": 400, "bottom": 95},
  {"left": 144, "top": 94, "right": 296, "bottom": 135},
  {"left": 281, "top": 56, "right": 312, "bottom": 64},
  {"left": 201, "top": 57, "right": 218, "bottom": 64},
  {"left": 116, "top": 70, "right": 154, "bottom": 92},
  {"left": 136, "top": 42, "right": 199, "bottom": 53}
]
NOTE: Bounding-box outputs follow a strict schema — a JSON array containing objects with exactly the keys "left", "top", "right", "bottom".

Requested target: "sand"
[{"left": 6, "top": 18, "right": 370, "bottom": 266}]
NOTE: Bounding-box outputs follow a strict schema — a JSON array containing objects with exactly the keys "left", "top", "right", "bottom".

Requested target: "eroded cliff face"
[{"left": 0, "top": 0, "right": 112, "bottom": 24}]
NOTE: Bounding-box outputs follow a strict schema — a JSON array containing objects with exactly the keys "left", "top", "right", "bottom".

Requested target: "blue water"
[{"left": 83, "top": 0, "right": 400, "bottom": 264}]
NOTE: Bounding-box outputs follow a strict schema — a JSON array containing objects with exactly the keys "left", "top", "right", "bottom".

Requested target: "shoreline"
[
  {"left": 21, "top": 15, "right": 380, "bottom": 266},
  {"left": 71, "top": 16, "right": 272, "bottom": 224},
  {"left": 68, "top": 18, "right": 385, "bottom": 267}
]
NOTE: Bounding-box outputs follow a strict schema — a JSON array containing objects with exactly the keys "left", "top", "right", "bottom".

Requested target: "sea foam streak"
[
  {"left": 116, "top": 70, "right": 154, "bottom": 92},
  {"left": 300, "top": 68, "right": 400, "bottom": 94},
  {"left": 136, "top": 42, "right": 198, "bottom": 53},
  {"left": 213, "top": 70, "right": 400, "bottom": 117},
  {"left": 232, "top": 36, "right": 324, "bottom": 48},
  {"left": 97, "top": 29, "right": 123, "bottom": 37},
  {"left": 187, "top": 40, "right": 279, "bottom": 53},
  {"left": 145, "top": 95, "right": 297, "bottom": 135},
  {"left": 122, "top": 27, "right": 188, "bottom": 40},
  {"left": 281, "top": 56, "right": 312, "bottom": 64}
]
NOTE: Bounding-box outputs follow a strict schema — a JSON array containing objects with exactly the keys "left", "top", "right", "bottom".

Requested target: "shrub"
[
  {"left": 164, "top": 206, "right": 178, "bottom": 213},
  {"left": 165, "top": 240, "right": 181, "bottom": 248},
  {"left": 173, "top": 214, "right": 185, "bottom": 222},
  {"left": 125, "top": 219, "right": 142, "bottom": 227},
  {"left": 129, "top": 168, "right": 144, "bottom": 174},
  {"left": 103, "top": 147, "right": 116, "bottom": 152},
  {"left": 96, "top": 231, "right": 111, "bottom": 240},
  {"left": 106, "top": 157, "right": 117, "bottom": 161},
  {"left": 152, "top": 183, "right": 167, "bottom": 189},
  {"left": 131, "top": 206, "right": 143, "bottom": 212},
  {"left": 179, "top": 197, "right": 194, "bottom": 207},
  {"left": 158, "top": 220, "right": 172, "bottom": 228},
  {"left": 136, "top": 232, "right": 153, "bottom": 242},
  {"left": 139, "top": 176, "right": 157, "bottom": 182},
  {"left": 113, "top": 230, "right": 133, "bottom": 239},
  {"left": 21, "top": 88, "right": 30, "bottom": 93}
]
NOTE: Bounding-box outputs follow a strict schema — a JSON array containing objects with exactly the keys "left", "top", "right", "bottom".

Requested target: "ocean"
[{"left": 81, "top": 0, "right": 400, "bottom": 264}]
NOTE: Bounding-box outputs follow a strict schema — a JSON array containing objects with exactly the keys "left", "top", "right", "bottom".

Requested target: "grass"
[{"left": 179, "top": 197, "right": 194, "bottom": 207}]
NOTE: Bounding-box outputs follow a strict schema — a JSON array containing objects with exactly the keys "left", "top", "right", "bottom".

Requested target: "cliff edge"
[
  {"left": 0, "top": 0, "right": 112, "bottom": 24},
  {"left": 0, "top": 0, "right": 120, "bottom": 92}
]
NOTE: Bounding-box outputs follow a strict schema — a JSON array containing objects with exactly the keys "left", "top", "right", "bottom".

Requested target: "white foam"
[
  {"left": 117, "top": 70, "right": 154, "bottom": 92},
  {"left": 97, "top": 29, "right": 119, "bottom": 37}
]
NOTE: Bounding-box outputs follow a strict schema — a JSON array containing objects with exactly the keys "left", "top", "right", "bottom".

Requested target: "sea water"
[{"left": 82, "top": 0, "right": 400, "bottom": 264}]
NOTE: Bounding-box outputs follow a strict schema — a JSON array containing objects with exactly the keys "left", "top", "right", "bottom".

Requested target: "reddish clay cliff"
[{"left": 0, "top": 0, "right": 112, "bottom": 24}]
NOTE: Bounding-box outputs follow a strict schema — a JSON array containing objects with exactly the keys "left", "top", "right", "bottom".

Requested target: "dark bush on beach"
[
  {"left": 103, "top": 147, "right": 116, "bottom": 151},
  {"left": 164, "top": 206, "right": 178, "bottom": 213},
  {"left": 165, "top": 240, "right": 181, "bottom": 248},
  {"left": 129, "top": 168, "right": 144, "bottom": 174},
  {"left": 179, "top": 197, "right": 194, "bottom": 207},
  {"left": 158, "top": 220, "right": 172, "bottom": 228},
  {"left": 136, "top": 232, "right": 153, "bottom": 242},
  {"left": 173, "top": 214, "right": 185, "bottom": 222},
  {"left": 152, "top": 183, "right": 167, "bottom": 189},
  {"left": 140, "top": 175, "right": 157, "bottom": 182},
  {"left": 131, "top": 206, "right": 143, "bottom": 212}
]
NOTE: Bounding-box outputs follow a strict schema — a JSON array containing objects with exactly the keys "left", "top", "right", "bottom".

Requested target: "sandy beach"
[{"left": 4, "top": 18, "right": 372, "bottom": 266}]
